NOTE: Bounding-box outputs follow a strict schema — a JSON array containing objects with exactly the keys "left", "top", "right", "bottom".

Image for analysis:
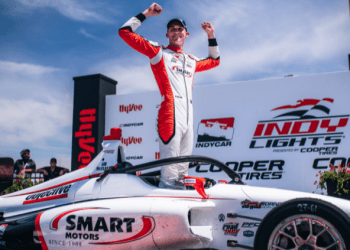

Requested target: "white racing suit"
[{"left": 119, "top": 13, "right": 220, "bottom": 188}]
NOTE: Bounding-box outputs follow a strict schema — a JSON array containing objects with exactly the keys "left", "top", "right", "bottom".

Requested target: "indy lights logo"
[
  {"left": 196, "top": 118, "right": 234, "bottom": 148},
  {"left": 250, "top": 98, "right": 349, "bottom": 154}
]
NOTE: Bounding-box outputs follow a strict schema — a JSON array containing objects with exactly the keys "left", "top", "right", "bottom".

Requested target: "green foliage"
[
  {"left": 1, "top": 175, "right": 41, "bottom": 195},
  {"left": 316, "top": 163, "right": 350, "bottom": 196}
]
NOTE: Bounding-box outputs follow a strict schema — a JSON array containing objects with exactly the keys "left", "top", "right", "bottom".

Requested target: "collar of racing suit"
[{"left": 166, "top": 44, "right": 183, "bottom": 53}]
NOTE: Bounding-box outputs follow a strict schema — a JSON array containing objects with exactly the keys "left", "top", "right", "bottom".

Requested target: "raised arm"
[
  {"left": 118, "top": 3, "right": 162, "bottom": 59},
  {"left": 195, "top": 21, "right": 220, "bottom": 72}
]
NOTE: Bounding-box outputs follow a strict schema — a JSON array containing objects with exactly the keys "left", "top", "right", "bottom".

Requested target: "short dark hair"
[
  {"left": 20, "top": 149, "right": 30, "bottom": 157},
  {"left": 50, "top": 158, "right": 57, "bottom": 163},
  {"left": 167, "top": 18, "right": 187, "bottom": 31}
]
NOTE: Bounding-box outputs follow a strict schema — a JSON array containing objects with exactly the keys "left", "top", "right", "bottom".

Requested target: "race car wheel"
[{"left": 254, "top": 198, "right": 350, "bottom": 250}]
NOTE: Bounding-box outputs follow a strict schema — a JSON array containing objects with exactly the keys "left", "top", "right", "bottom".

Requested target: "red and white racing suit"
[{"left": 119, "top": 13, "right": 220, "bottom": 188}]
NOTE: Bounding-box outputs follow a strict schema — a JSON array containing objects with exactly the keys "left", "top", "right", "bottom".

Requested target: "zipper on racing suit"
[{"left": 182, "top": 54, "right": 189, "bottom": 125}]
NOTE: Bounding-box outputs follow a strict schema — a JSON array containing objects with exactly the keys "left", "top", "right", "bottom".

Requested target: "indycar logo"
[
  {"left": 126, "top": 156, "right": 143, "bottom": 160},
  {"left": 222, "top": 222, "right": 239, "bottom": 236},
  {"left": 23, "top": 184, "right": 72, "bottom": 205},
  {"left": 241, "top": 199, "right": 279, "bottom": 209},
  {"left": 250, "top": 98, "right": 349, "bottom": 154},
  {"left": 196, "top": 118, "right": 234, "bottom": 148},
  {"left": 0, "top": 224, "right": 7, "bottom": 236},
  {"left": 119, "top": 122, "right": 143, "bottom": 128}
]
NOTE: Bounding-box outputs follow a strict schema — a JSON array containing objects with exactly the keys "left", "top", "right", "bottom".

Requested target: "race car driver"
[{"left": 119, "top": 3, "right": 220, "bottom": 189}]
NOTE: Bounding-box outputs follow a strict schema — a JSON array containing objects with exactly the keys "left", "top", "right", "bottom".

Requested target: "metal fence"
[{"left": 13, "top": 172, "right": 45, "bottom": 184}]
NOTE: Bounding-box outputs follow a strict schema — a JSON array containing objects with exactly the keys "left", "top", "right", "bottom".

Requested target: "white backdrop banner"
[{"left": 106, "top": 71, "right": 350, "bottom": 193}]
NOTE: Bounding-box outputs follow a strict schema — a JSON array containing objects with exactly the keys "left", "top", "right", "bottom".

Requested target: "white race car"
[{"left": 0, "top": 128, "right": 350, "bottom": 250}]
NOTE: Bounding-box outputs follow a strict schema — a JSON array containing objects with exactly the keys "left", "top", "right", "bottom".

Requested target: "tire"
[{"left": 254, "top": 198, "right": 350, "bottom": 250}]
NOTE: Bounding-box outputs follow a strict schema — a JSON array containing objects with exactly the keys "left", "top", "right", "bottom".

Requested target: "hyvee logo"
[
  {"left": 121, "top": 137, "right": 142, "bottom": 147},
  {"left": 250, "top": 98, "right": 349, "bottom": 154},
  {"left": 74, "top": 109, "right": 96, "bottom": 169},
  {"left": 172, "top": 66, "right": 192, "bottom": 78},
  {"left": 196, "top": 118, "right": 234, "bottom": 148},
  {"left": 119, "top": 122, "right": 143, "bottom": 128},
  {"left": 119, "top": 104, "right": 143, "bottom": 114}
]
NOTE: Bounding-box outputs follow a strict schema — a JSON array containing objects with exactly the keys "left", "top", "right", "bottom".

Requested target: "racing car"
[{"left": 0, "top": 127, "right": 350, "bottom": 250}]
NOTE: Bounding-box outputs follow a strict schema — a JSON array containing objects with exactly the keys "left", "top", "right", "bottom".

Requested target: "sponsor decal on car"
[
  {"left": 222, "top": 222, "right": 239, "bottom": 236},
  {"left": 103, "top": 150, "right": 115, "bottom": 154},
  {"left": 218, "top": 214, "right": 225, "bottom": 222},
  {"left": 242, "top": 222, "right": 260, "bottom": 227},
  {"left": 23, "top": 185, "right": 72, "bottom": 204},
  {"left": 96, "top": 166, "right": 113, "bottom": 171},
  {"left": 243, "top": 230, "right": 254, "bottom": 237},
  {"left": 119, "top": 104, "right": 143, "bottom": 114},
  {"left": 195, "top": 159, "right": 284, "bottom": 180},
  {"left": 49, "top": 208, "right": 155, "bottom": 245},
  {"left": 196, "top": 118, "right": 234, "bottom": 148},
  {"left": 241, "top": 199, "right": 280, "bottom": 209},
  {"left": 250, "top": 98, "right": 349, "bottom": 154},
  {"left": 0, "top": 224, "right": 8, "bottom": 236}
]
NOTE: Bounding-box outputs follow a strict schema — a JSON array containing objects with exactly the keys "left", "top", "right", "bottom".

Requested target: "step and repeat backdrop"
[{"left": 105, "top": 71, "right": 350, "bottom": 193}]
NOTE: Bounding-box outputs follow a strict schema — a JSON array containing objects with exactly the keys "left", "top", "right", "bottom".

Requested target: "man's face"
[
  {"left": 166, "top": 22, "right": 189, "bottom": 49},
  {"left": 22, "top": 151, "right": 30, "bottom": 160},
  {"left": 50, "top": 162, "right": 56, "bottom": 168}
]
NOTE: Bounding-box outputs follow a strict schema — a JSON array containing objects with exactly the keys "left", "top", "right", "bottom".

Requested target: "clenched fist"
[
  {"left": 143, "top": 3, "right": 162, "bottom": 18},
  {"left": 201, "top": 22, "right": 215, "bottom": 39}
]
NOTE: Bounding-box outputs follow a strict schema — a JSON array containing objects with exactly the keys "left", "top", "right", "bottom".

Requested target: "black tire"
[{"left": 254, "top": 198, "right": 350, "bottom": 250}]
